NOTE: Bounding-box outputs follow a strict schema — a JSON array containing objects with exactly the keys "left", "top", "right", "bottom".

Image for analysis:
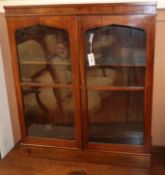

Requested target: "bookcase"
[{"left": 5, "top": 2, "right": 156, "bottom": 167}]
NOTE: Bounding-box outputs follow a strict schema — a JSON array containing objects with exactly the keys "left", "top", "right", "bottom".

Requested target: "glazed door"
[
  {"left": 7, "top": 16, "right": 81, "bottom": 148},
  {"left": 79, "top": 15, "right": 154, "bottom": 153}
]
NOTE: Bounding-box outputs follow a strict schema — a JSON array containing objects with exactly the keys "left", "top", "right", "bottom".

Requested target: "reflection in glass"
[
  {"left": 88, "top": 91, "right": 144, "bottom": 145},
  {"left": 20, "top": 64, "right": 71, "bottom": 84},
  {"left": 85, "top": 25, "right": 146, "bottom": 145},
  {"left": 15, "top": 25, "right": 71, "bottom": 84},
  {"left": 85, "top": 25, "right": 146, "bottom": 88},
  {"left": 22, "top": 87, "right": 75, "bottom": 139},
  {"left": 86, "top": 67, "right": 145, "bottom": 87}
]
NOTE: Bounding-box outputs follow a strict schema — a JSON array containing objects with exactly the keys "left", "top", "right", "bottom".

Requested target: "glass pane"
[
  {"left": 86, "top": 67, "right": 145, "bottom": 87},
  {"left": 15, "top": 25, "right": 71, "bottom": 84},
  {"left": 85, "top": 25, "right": 146, "bottom": 87},
  {"left": 20, "top": 64, "right": 72, "bottom": 84},
  {"left": 22, "top": 87, "right": 75, "bottom": 139},
  {"left": 87, "top": 90, "right": 144, "bottom": 145}
]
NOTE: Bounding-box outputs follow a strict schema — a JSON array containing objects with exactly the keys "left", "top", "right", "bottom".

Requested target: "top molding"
[{"left": 5, "top": 2, "right": 157, "bottom": 16}]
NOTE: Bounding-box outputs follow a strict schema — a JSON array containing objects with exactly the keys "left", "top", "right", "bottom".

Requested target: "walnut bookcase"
[{"left": 5, "top": 2, "right": 156, "bottom": 167}]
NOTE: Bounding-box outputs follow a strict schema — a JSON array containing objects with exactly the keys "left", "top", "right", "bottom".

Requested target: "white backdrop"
[{"left": 0, "top": 45, "right": 14, "bottom": 158}]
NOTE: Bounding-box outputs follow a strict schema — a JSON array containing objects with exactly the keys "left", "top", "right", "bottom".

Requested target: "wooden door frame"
[
  {"left": 78, "top": 15, "right": 156, "bottom": 154},
  {"left": 6, "top": 15, "right": 82, "bottom": 148}
]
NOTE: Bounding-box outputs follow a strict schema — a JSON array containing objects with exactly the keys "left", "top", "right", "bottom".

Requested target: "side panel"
[{"left": 0, "top": 13, "right": 21, "bottom": 159}]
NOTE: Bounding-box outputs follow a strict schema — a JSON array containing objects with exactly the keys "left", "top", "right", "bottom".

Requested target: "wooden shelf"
[
  {"left": 20, "top": 82, "right": 72, "bottom": 89},
  {"left": 86, "top": 64, "right": 146, "bottom": 69},
  {"left": 20, "top": 60, "right": 71, "bottom": 66},
  {"left": 87, "top": 86, "right": 145, "bottom": 91}
]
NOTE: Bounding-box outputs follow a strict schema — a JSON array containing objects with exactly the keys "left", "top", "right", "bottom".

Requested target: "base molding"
[
  {"left": 152, "top": 146, "right": 165, "bottom": 154},
  {"left": 11, "top": 143, "right": 151, "bottom": 168}
]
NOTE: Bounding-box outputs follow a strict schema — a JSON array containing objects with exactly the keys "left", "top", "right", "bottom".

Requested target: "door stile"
[
  {"left": 69, "top": 16, "right": 83, "bottom": 149},
  {"left": 77, "top": 16, "right": 89, "bottom": 149}
]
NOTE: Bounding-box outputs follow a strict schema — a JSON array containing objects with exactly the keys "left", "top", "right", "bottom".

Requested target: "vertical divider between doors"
[
  {"left": 77, "top": 16, "right": 89, "bottom": 149},
  {"left": 70, "top": 16, "right": 84, "bottom": 149}
]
